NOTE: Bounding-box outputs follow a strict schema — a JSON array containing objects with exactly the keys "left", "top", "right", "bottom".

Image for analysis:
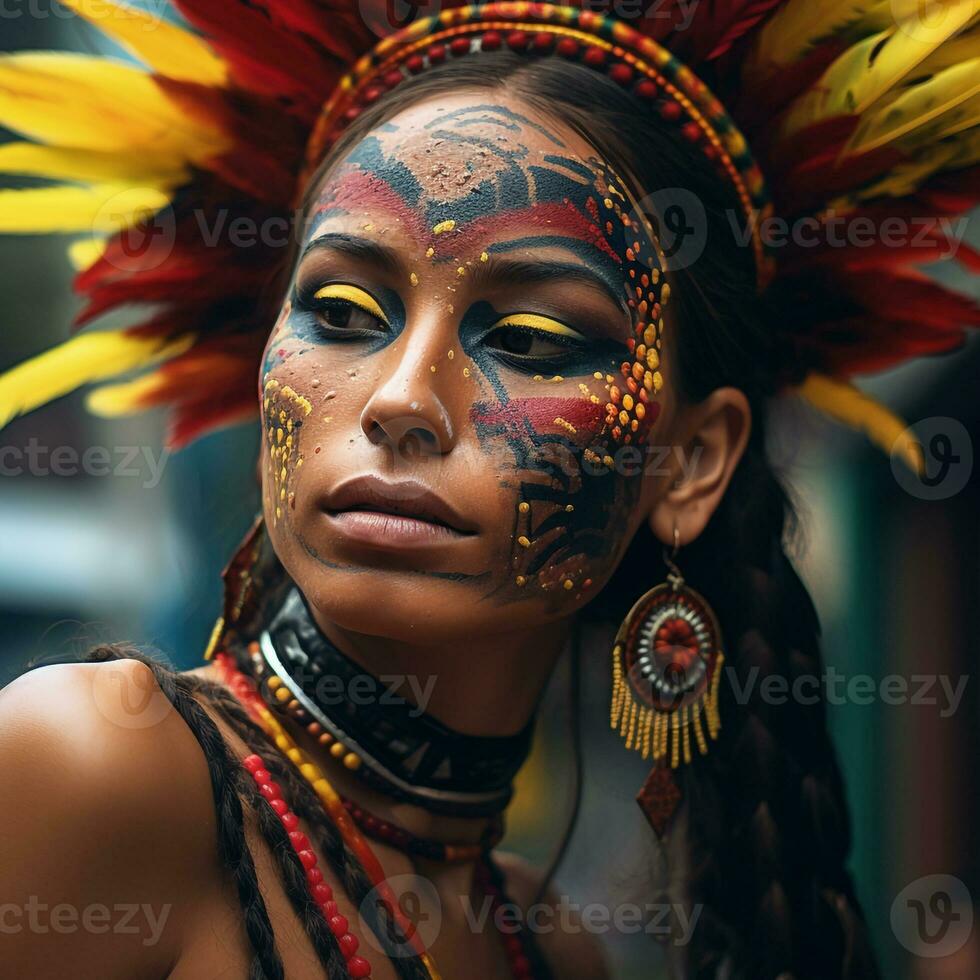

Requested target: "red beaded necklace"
[
  {"left": 341, "top": 796, "right": 505, "bottom": 863},
  {"left": 242, "top": 752, "right": 373, "bottom": 978},
  {"left": 476, "top": 857, "right": 541, "bottom": 980},
  {"left": 218, "top": 651, "right": 544, "bottom": 980}
]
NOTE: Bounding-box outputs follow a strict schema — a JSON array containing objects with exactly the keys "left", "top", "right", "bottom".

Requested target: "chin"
[{"left": 281, "top": 550, "right": 491, "bottom": 645}]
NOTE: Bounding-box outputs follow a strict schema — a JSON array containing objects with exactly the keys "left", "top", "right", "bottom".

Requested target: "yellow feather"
[
  {"left": 797, "top": 373, "right": 924, "bottom": 474},
  {"left": 842, "top": 58, "right": 980, "bottom": 155},
  {"left": 778, "top": 30, "right": 890, "bottom": 138},
  {"left": 828, "top": 126, "right": 980, "bottom": 206},
  {"left": 746, "top": 0, "right": 882, "bottom": 81},
  {"left": 914, "top": 25, "right": 980, "bottom": 77},
  {"left": 0, "top": 183, "right": 173, "bottom": 233},
  {"left": 68, "top": 237, "right": 108, "bottom": 272},
  {"left": 0, "top": 331, "right": 195, "bottom": 430},
  {"left": 0, "top": 53, "right": 226, "bottom": 164},
  {"left": 86, "top": 373, "right": 165, "bottom": 417},
  {"left": 0, "top": 142, "right": 186, "bottom": 184},
  {"left": 778, "top": 4, "right": 976, "bottom": 139},
  {"left": 59, "top": 0, "right": 228, "bottom": 86},
  {"left": 847, "top": 1, "right": 977, "bottom": 114}
]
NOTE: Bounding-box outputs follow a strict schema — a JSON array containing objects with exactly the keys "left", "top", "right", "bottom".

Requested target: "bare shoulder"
[
  {"left": 494, "top": 851, "right": 610, "bottom": 980},
  {"left": 0, "top": 660, "right": 219, "bottom": 979}
]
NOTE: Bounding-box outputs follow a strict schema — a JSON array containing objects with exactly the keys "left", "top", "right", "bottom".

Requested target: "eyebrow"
[
  {"left": 471, "top": 254, "right": 629, "bottom": 316},
  {"left": 301, "top": 232, "right": 629, "bottom": 318},
  {"left": 301, "top": 232, "right": 405, "bottom": 273}
]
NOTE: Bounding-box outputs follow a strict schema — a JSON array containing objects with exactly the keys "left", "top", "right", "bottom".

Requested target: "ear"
[{"left": 648, "top": 386, "right": 751, "bottom": 547}]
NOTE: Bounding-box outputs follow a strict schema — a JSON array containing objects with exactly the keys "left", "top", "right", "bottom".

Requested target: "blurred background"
[{"left": 1, "top": 7, "right": 977, "bottom": 979}]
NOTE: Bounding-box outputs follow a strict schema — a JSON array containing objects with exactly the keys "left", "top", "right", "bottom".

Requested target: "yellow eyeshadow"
[
  {"left": 492, "top": 313, "right": 585, "bottom": 340},
  {"left": 312, "top": 284, "right": 388, "bottom": 325}
]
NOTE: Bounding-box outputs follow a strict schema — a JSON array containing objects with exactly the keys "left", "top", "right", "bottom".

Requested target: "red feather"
[
  {"left": 156, "top": 78, "right": 306, "bottom": 204},
  {"left": 657, "top": 0, "right": 791, "bottom": 64},
  {"left": 173, "top": 0, "right": 340, "bottom": 118}
]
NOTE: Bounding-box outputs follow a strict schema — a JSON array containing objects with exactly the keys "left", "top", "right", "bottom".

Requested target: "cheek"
[{"left": 469, "top": 389, "right": 644, "bottom": 602}]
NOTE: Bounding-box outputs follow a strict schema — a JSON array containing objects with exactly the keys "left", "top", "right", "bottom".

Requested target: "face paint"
[
  {"left": 261, "top": 93, "right": 673, "bottom": 634},
  {"left": 263, "top": 376, "right": 312, "bottom": 526}
]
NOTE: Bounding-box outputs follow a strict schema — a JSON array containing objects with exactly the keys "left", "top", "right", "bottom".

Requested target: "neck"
[{"left": 309, "top": 608, "right": 570, "bottom": 739}]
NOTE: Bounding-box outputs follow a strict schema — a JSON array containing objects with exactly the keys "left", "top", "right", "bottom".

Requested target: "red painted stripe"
[{"left": 471, "top": 396, "right": 606, "bottom": 436}]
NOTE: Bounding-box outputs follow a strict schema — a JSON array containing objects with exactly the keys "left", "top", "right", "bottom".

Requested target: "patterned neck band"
[
  {"left": 301, "top": 1, "right": 775, "bottom": 291},
  {"left": 252, "top": 585, "right": 535, "bottom": 817}
]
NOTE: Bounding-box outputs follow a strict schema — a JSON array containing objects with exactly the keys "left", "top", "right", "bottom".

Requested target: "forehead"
[{"left": 308, "top": 91, "right": 660, "bottom": 274}]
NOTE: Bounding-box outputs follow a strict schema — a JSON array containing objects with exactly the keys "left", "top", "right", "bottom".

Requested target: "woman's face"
[{"left": 260, "top": 90, "right": 679, "bottom": 643}]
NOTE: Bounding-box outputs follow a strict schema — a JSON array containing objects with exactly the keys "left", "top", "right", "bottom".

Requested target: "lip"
[{"left": 320, "top": 474, "right": 478, "bottom": 548}]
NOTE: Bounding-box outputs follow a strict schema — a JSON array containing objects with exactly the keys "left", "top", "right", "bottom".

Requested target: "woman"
[{"left": 0, "top": 2, "right": 976, "bottom": 978}]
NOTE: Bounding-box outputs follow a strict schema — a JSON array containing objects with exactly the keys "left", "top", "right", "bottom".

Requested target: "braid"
[
  {"left": 177, "top": 674, "right": 353, "bottom": 980},
  {"left": 197, "top": 676, "right": 433, "bottom": 980},
  {"left": 679, "top": 447, "right": 879, "bottom": 980},
  {"left": 78, "top": 646, "right": 286, "bottom": 980}
]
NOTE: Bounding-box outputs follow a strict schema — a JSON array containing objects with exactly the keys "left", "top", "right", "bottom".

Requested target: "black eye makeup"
[
  {"left": 287, "top": 247, "right": 628, "bottom": 373},
  {"left": 483, "top": 313, "right": 589, "bottom": 369},
  {"left": 308, "top": 283, "right": 390, "bottom": 336}
]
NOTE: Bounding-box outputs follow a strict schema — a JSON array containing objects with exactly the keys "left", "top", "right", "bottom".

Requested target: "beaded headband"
[{"left": 302, "top": 1, "right": 775, "bottom": 290}]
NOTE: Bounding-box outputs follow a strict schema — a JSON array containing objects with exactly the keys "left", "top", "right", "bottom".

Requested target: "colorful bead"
[
  {"left": 349, "top": 956, "right": 372, "bottom": 979},
  {"left": 556, "top": 37, "right": 578, "bottom": 57},
  {"left": 216, "top": 655, "right": 428, "bottom": 967},
  {"left": 240, "top": 746, "right": 373, "bottom": 978},
  {"left": 609, "top": 63, "right": 633, "bottom": 86},
  {"left": 681, "top": 121, "right": 701, "bottom": 142},
  {"left": 531, "top": 31, "right": 553, "bottom": 52},
  {"left": 583, "top": 46, "right": 606, "bottom": 67}
]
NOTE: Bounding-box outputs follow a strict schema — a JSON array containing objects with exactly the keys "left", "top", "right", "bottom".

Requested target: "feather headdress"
[{"left": 0, "top": 0, "right": 976, "bottom": 465}]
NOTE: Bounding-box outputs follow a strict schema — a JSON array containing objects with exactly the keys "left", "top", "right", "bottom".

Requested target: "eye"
[
  {"left": 485, "top": 313, "right": 587, "bottom": 360},
  {"left": 311, "top": 283, "right": 389, "bottom": 333}
]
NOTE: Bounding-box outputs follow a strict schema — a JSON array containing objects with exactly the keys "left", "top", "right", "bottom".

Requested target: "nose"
[{"left": 359, "top": 326, "right": 458, "bottom": 457}]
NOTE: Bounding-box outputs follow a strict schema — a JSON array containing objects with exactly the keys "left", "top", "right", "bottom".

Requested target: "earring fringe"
[{"left": 610, "top": 642, "right": 725, "bottom": 770}]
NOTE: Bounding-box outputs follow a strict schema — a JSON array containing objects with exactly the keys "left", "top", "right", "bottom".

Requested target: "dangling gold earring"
[{"left": 610, "top": 523, "right": 725, "bottom": 769}]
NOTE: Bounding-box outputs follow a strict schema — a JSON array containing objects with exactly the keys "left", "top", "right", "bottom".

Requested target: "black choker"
[{"left": 252, "top": 587, "right": 534, "bottom": 817}]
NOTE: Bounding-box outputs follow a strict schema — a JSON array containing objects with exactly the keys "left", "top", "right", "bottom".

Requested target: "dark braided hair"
[
  {"left": 288, "top": 51, "right": 879, "bottom": 979},
  {"left": 195, "top": 670, "right": 435, "bottom": 980},
  {"left": 70, "top": 645, "right": 291, "bottom": 980},
  {"left": 21, "top": 645, "right": 362, "bottom": 978}
]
